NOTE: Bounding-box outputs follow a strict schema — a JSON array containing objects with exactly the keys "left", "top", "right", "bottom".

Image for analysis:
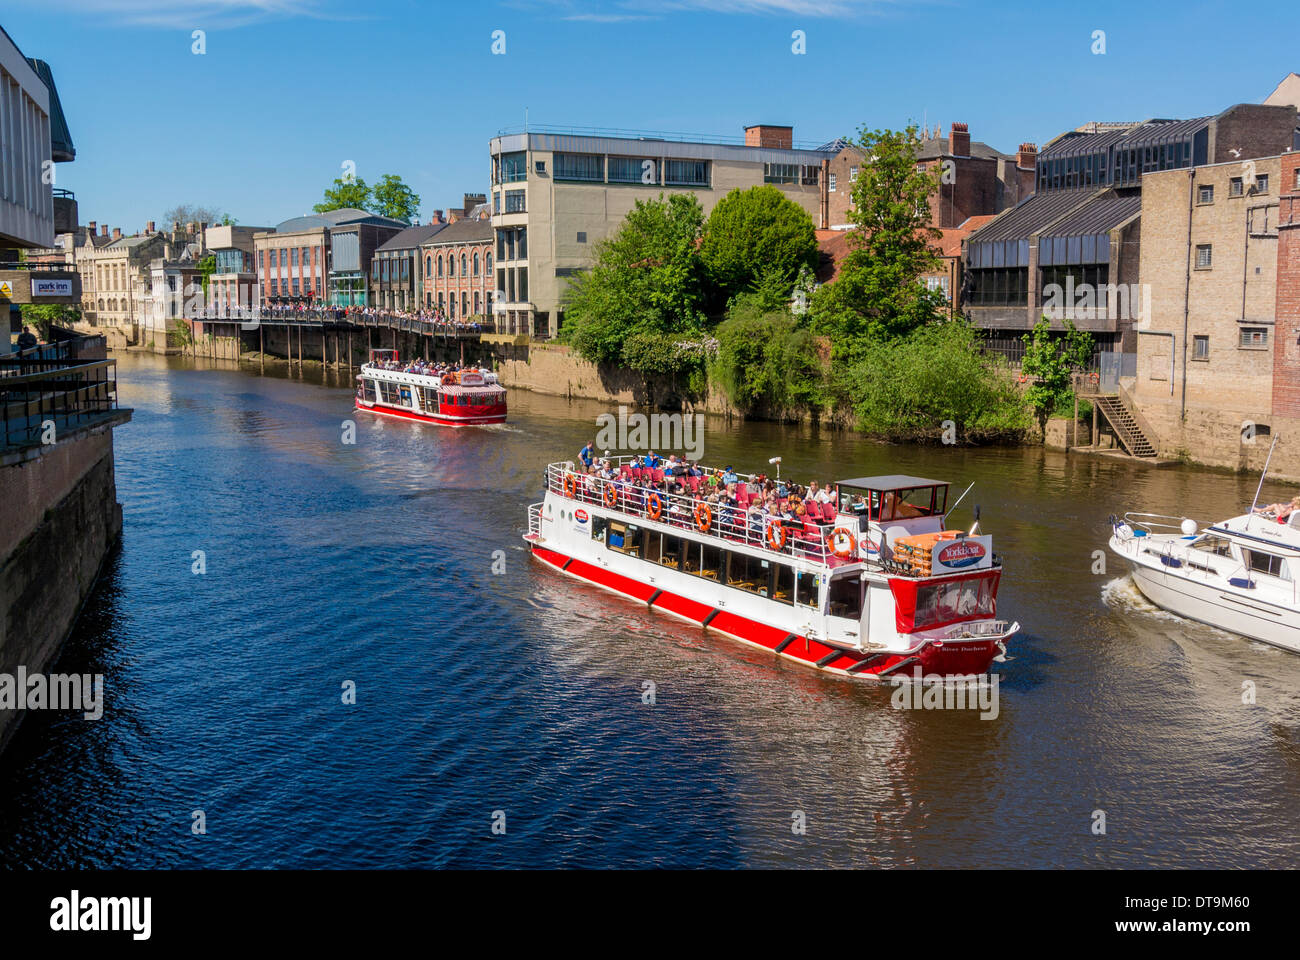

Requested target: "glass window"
[
  {"left": 1255, "top": 173, "right": 1270, "bottom": 194},
  {"left": 795, "top": 570, "right": 819, "bottom": 608},
  {"left": 1196, "top": 244, "right": 1212, "bottom": 269},
  {"left": 763, "top": 163, "right": 798, "bottom": 184},
  {"left": 827, "top": 575, "right": 861, "bottom": 619},
  {"left": 665, "top": 159, "right": 708, "bottom": 186},
  {"left": 553, "top": 152, "right": 603, "bottom": 182},
  {"left": 1247, "top": 550, "right": 1290, "bottom": 580},
  {"left": 828, "top": 173, "right": 836, "bottom": 192},
  {"left": 501, "top": 151, "right": 527, "bottom": 183},
  {"left": 505, "top": 190, "right": 526, "bottom": 213},
  {"left": 659, "top": 534, "right": 682, "bottom": 570},
  {"left": 1193, "top": 335, "right": 1209, "bottom": 360},
  {"left": 1240, "top": 326, "right": 1269, "bottom": 348},
  {"left": 1198, "top": 184, "right": 1214, "bottom": 204},
  {"left": 1229, "top": 177, "right": 1244, "bottom": 197},
  {"left": 609, "top": 156, "right": 652, "bottom": 184},
  {"left": 771, "top": 564, "right": 794, "bottom": 605},
  {"left": 701, "top": 543, "right": 723, "bottom": 580},
  {"left": 1191, "top": 534, "right": 1233, "bottom": 556}
]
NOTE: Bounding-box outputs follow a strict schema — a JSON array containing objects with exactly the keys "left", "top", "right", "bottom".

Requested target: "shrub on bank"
[{"left": 842, "top": 322, "right": 1030, "bottom": 443}]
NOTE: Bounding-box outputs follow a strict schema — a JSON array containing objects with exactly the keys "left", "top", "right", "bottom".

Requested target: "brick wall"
[{"left": 1274, "top": 153, "right": 1300, "bottom": 416}]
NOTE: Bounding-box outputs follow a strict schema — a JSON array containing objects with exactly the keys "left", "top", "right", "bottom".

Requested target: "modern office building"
[
  {"left": 206, "top": 224, "right": 271, "bottom": 317},
  {"left": 254, "top": 208, "right": 405, "bottom": 306},
  {"left": 0, "top": 24, "right": 78, "bottom": 349},
  {"left": 487, "top": 124, "right": 832, "bottom": 338},
  {"left": 962, "top": 103, "right": 1297, "bottom": 354}
]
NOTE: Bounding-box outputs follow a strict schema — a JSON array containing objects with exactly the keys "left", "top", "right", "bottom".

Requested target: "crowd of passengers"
[
  {"left": 260, "top": 302, "right": 486, "bottom": 332},
  {"left": 366, "top": 357, "right": 488, "bottom": 378},
  {"left": 572, "top": 443, "right": 872, "bottom": 545}
]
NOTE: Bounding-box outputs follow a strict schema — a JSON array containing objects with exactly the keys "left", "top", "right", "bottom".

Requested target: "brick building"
[
  {"left": 420, "top": 218, "right": 494, "bottom": 321},
  {"left": 1131, "top": 155, "right": 1283, "bottom": 468},
  {"left": 1274, "top": 153, "right": 1300, "bottom": 421},
  {"left": 825, "top": 123, "right": 1034, "bottom": 231}
]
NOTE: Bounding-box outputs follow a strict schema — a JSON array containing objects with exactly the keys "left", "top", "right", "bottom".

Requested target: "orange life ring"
[
  {"left": 766, "top": 522, "right": 788, "bottom": 551},
  {"left": 646, "top": 491, "right": 663, "bottom": 521},
  {"left": 603, "top": 482, "right": 618, "bottom": 508},
  {"left": 826, "top": 526, "right": 856, "bottom": 559},
  {"left": 563, "top": 473, "right": 577, "bottom": 498},
  {"left": 1088, "top": 372, "right": 1100, "bottom": 384},
  {"left": 694, "top": 502, "right": 712, "bottom": 533}
]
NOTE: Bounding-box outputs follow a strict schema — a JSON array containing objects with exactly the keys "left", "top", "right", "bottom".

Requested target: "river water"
[{"left": 2, "top": 352, "right": 1299, "bottom": 869}]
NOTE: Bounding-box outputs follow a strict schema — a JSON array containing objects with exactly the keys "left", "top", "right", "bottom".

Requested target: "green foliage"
[
  {"left": 196, "top": 254, "right": 217, "bottom": 295},
  {"left": 562, "top": 193, "right": 708, "bottom": 378},
  {"left": 843, "top": 321, "right": 1030, "bottom": 442},
  {"left": 808, "top": 124, "right": 945, "bottom": 348},
  {"left": 313, "top": 176, "right": 371, "bottom": 213},
  {"left": 19, "top": 303, "right": 79, "bottom": 340},
  {"left": 372, "top": 174, "right": 421, "bottom": 223},
  {"left": 710, "top": 296, "right": 824, "bottom": 418},
  {"left": 1021, "top": 316, "right": 1095, "bottom": 438},
  {"left": 699, "top": 185, "right": 817, "bottom": 308}
]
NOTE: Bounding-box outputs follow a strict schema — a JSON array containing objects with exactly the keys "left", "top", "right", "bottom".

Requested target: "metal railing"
[
  {"left": 1, "top": 355, "right": 119, "bottom": 450},
  {"left": 544, "top": 458, "right": 864, "bottom": 566}
]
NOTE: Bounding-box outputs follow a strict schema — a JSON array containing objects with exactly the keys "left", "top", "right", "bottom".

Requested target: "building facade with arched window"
[{"left": 419, "top": 219, "right": 493, "bottom": 323}]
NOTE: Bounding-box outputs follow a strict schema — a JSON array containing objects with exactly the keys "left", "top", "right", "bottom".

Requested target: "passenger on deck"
[
  {"left": 579, "top": 442, "right": 595, "bottom": 469},
  {"left": 722, "top": 465, "right": 739, "bottom": 485}
]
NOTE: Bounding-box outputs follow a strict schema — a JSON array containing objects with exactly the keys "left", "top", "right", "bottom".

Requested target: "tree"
[
  {"left": 562, "top": 193, "right": 708, "bottom": 372},
  {"left": 20, "top": 303, "right": 80, "bottom": 340},
  {"left": 1020, "top": 316, "right": 1095, "bottom": 439},
  {"left": 313, "top": 176, "right": 371, "bottom": 213},
  {"left": 160, "top": 204, "right": 229, "bottom": 228},
  {"left": 710, "top": 294, "right": 824, "bottom": 418},
  {"left": 699, "top": 185, "right": 817, "bottom": 309},
  {"left": 371, "top": 174, "right": 420, "bottom": 222},
  {"left": 808, "top": 124, "right": 946, "bottom": 349}
]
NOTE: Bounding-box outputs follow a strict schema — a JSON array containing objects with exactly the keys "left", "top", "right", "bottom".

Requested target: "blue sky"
[{"left": 4, "top": 0, "right": 1293, "bottom": 231}]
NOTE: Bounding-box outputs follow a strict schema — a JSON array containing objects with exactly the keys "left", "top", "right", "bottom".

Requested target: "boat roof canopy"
[{"left": 837, "top": 475, "right": 948, "bottom": 491}]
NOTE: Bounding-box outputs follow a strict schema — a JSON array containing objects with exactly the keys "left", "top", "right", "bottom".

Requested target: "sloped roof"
[
  {"left": 377, "top": 223, "right": 446, "bottom": 251},
  {"left": 422, "top": 219, "right": 493, "bottom": 246},
  {"left": 274, "top": 208, "right": 406, "bottom": 234}
]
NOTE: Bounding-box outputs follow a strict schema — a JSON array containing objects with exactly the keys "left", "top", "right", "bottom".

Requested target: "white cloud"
[{"left": 20, "top": 0, "right": 353, "bottom": 29}]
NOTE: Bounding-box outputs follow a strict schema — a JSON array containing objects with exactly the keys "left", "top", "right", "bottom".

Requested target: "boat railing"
[
  {"left": 1121, "top": 512, "right": 1190, "bottom": 536},
  {"left": 527, "top": 502, "right": 543, "bottom": 539},
  {"left": 545, "top": 460, "right": 862, "bottom": 566}
]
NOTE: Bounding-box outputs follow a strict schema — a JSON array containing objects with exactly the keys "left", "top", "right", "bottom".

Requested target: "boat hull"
[
  {"left": 1122, "top": 551, "right": 1300, "bottom": 655},
  {"left": 529, "top": 541, "right": 1003, "bottom": 680},
  {"left": 355, "top": 399, "right": 506, "bottom": 426}
]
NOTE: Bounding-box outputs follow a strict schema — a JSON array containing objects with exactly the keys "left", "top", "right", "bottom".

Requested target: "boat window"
[
  {"left": 772, "top": 563, "right": 794, "bottom": 606},
  {"left": 881, "top": 487, "right": 939, "bottom": 521},
  {"left": 659, "top": 535, "right": 681, "bottom": 570},
  {"left": 378, "top": 381, "right": 402, "bottom": 405},
  {"left": 1246, "top": 550, "right": 1291, "bottom": 581},
  {"left": 913, "top": 577, "right": 996, "bottom": 629},
  {"left": 1191, "top": 534, "right": 1233, "bottom": 557},
  {"left": 681, "top": 538, "right": 702, "bottom": 575},
  {"left": 642, "top": 529, "right": 662, "bottom": 564},
  {"left": 727, "top": 552, "right": 772, "bottom": 597},
  {"left": 700, "top": 543, "right": 724, "bottom": 581},
  {"left": 795, "top": 570, "right": 820, "bottom": 609},
  {"left": 592, "top": 517, "right": 607, "bottom": 544},
  {"left": 828, "top": 574, "right": 862, "bottom": 619}
]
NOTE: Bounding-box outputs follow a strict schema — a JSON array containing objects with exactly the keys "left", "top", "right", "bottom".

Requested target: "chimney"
[
  {"left": 88, "top": 220, "right": 97, "bottom": 235},
  {"left": 949, "top": 122, "right": 970, "bottom": 157},
  {"left": 744, "top": 124, "right": 793, "bottom": 149},
  {"left": 112, "top": 227, "right": 122, "bottom": 240},
  {"left": 463, "top": 192, "right": 486, "bottom": 214},
  {"left": 172, "top": 221, "right": 181, "bottom": 233},
  {"left": 1017, "top": 143, "right": 1038, "bottom": 169},
  {"left": 100, "top": 223, "right": 108, "bottom": 237},
  {"left": 186, "top": 222, "right": 196, "bottom": 235},
  {"left": 432, "top": 209, "right": 444, "bottom": 223},
  {"left": 146, "top": 220, "right": 156, "bottom": 233}
]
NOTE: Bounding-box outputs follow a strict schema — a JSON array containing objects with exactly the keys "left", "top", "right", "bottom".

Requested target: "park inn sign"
[{"left": 0, "top": 269, "right": 80, "bottom": 304}]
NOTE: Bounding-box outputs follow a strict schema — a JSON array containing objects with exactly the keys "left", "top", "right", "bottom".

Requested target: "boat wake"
[{"left": 1100, "top": 576, "right": 1184, "bottom": 622}]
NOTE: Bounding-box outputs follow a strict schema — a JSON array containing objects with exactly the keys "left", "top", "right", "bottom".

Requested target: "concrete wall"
[{"left": 0, "top": 421, "right": 126, "bottom": 753}]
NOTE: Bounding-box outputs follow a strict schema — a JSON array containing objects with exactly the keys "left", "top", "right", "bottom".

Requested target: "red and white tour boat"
[
  {"left": 525, "top": 459, "right": 1019, "bottom": 680},
  {"left": 355, "top": 350, "right": 506, "bottom": 426}
]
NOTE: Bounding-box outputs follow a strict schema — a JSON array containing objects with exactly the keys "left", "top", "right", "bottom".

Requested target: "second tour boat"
[{"left": 355, "top": 350, "right": 506, "bottom": 426}]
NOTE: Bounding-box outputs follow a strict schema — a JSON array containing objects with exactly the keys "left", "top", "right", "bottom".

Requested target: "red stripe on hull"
[
  {"left": 531, "top": 544, "right": 999, "bottom": 680},
  {"left": 355, "top": 401, "right": 506, "bottom": 426}
]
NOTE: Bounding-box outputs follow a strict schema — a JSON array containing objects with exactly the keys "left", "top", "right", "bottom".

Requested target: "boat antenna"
[
  {"left": 947, "top": 481, "right": 975, "bottom": 517},
  {"left": 1249, "top": 432, "right": 1282, "bottom": 516}
]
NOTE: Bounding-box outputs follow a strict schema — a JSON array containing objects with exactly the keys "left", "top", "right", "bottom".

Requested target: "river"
[{"left": 2, "top": 352, "right": 1298, "bottom": 868}]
